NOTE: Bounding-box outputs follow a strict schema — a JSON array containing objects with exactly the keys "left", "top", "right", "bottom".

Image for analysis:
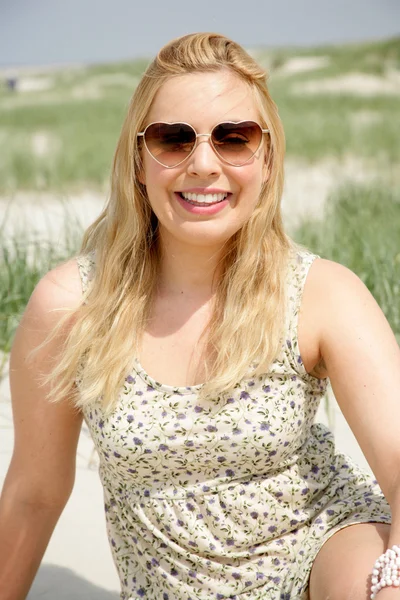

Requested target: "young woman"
[{"left": 1, "top": 32, "right": 400, "bottom": 600}]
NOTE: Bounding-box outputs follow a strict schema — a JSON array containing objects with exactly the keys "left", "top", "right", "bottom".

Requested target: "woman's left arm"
[{"left": 305, "top": 259, "right": 400, "bottom": 542}]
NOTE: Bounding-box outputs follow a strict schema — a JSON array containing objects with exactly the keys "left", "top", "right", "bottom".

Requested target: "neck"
[{"left": 156, "top": 231, "right": 227, "bottom": 298}]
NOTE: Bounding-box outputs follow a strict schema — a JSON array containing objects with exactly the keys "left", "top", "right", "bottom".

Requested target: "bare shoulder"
[
  {"left": 299, "top": 257, "right": 392, "bottom": 377},
  {"left": 306, "top": 257, "right": 365, "bottom": 290},
  {"left": 304, "top": 257, "right": 377, "bottom": 315},
  {"left": 29, "top": 257, "right": 83, "bottom": 318},
  {"left": 12, "top": 256, "right": 83, "bottom": 369}
]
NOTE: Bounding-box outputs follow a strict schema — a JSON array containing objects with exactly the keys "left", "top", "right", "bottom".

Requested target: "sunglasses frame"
[{"left": 137, "top": 120, "right": 270, "bottom": 168}]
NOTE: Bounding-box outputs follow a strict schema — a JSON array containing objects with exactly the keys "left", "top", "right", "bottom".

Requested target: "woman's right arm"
[{"left": 0, "top": 259, "right": 84, "bottom": 600}]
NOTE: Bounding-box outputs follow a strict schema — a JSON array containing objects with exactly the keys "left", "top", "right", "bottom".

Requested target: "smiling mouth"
[{"left": 178, "top": 192, "right": 230, "bottom": 206}]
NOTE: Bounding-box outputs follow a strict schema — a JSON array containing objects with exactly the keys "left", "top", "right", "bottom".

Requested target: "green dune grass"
[{"left": 0, "top": 37, "right": 399, "bottom": 363}]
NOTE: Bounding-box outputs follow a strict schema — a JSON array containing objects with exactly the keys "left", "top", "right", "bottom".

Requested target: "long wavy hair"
[{"left": 48, "top": 32, "right": 295, "bottom": 411}]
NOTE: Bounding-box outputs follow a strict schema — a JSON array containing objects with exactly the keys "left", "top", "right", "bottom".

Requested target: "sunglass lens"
[
  {"left": 144, "top": 123, "right": 196, "bottom": 167},
  {"left": 211, "top": 121, "right": 262, "bottom": 166}
]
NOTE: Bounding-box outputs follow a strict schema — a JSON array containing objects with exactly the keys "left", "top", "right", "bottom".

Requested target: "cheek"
[
  {"left": 142, "top": 163, "right": 172, "bottom": 207},
  {"left": 238, "top": 167, "right": 264, "bottom": 202}
]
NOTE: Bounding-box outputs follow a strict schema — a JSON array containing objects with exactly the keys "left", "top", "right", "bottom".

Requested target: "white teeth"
[{"left": 181, "top": 192, "right": 228, "bottom": 204}]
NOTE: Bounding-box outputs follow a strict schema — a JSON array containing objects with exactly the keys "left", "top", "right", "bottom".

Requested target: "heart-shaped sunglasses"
[{"left": 137, "top": 121, "right": 270, "bottom": 168}]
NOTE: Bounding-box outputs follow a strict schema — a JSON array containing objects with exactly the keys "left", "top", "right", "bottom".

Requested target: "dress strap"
[
  {"left": 284, "top": 250, "right": 320, "bottom": 376},
  {"left": 76, "top": 251, "right": 96, "bottom": 297}
]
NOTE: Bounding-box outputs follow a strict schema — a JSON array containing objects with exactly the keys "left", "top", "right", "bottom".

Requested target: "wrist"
[{"left": 371, "top": 546, "right": 400, "bottom": 599}]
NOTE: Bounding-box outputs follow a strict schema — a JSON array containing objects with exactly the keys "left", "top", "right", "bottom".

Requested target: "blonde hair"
[{"left": 49, "top": 32, "right": 295, "bottom": 410}]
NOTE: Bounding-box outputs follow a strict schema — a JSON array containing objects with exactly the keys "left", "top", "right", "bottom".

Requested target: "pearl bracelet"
[{"left": 371, "top": 545, "right": 400, "bottom": 599}]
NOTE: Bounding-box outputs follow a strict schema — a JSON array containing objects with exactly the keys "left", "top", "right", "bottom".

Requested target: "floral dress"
[{"left": 77, "top": 250, "right": 391, "bottom": 600}]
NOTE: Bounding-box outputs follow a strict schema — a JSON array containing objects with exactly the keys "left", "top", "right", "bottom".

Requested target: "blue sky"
[{"left": 1, "top": 0, "right": 399, "bottom": 67}]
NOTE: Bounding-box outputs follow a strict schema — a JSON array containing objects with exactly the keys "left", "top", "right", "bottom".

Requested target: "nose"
[{"left": 186, "top": 135, "right": 222, "bottom": 177}]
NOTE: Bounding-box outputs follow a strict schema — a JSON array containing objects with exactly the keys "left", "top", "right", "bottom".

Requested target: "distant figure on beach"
[
  {"left": 1, "top": 32, "right": 400, "bottom": 600},
  {"left": 5, "top": 70, "right": 18, "bottom": 92}
]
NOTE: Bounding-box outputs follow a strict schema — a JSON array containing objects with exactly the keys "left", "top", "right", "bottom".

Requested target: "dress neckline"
[{"left": 133, "top": 358, "right": 204, "bottom": 395}]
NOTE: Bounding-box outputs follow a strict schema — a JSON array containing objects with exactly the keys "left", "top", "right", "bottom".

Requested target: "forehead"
[{"left": 146, "top": 70, "right": 260, "bottom": 126}]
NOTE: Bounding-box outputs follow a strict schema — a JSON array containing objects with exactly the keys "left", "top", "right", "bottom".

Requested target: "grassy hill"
[
  {"left": 0, "top": 36, "right": 399, "bottom": 193},
  {"left": 0, "top": 36, "right": 399, "bottom": 357}
]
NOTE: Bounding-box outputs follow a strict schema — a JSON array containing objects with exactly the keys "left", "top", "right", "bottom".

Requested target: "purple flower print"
[
  {"left": 232, "top": 572, "right": 241, "bottom": 580},
  {"left": 137, "top": 588, "right": 146, "bottom": 597},
  {"left": 126, "top": 374, "right": 135, "bottom": 384},
  {"left": 133, "top": 437, "right": 143, "bottom": 445},
  {"left": 225, "top": 469, "right": 235, "bottom": 477},
  {"left": 126, "top": 415, "right": 134, "bottom": 423},
  {"left": 311, "top": 465, "right": 320, "bottom": 474},
  {"left": 194, "top": 405, "right": 203, "bottom": 413},
  {"left": 217, "top": 456, "right": 226, "bottom": 463},
  {"left": 240, "top": 391, "right": 250, "bottom": 400},
  {"left": 268, "top": 525, "right": 277, "bottom": 533},
  {"left": 226, "top": 538, "right": 235, "bottom": 546}
]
